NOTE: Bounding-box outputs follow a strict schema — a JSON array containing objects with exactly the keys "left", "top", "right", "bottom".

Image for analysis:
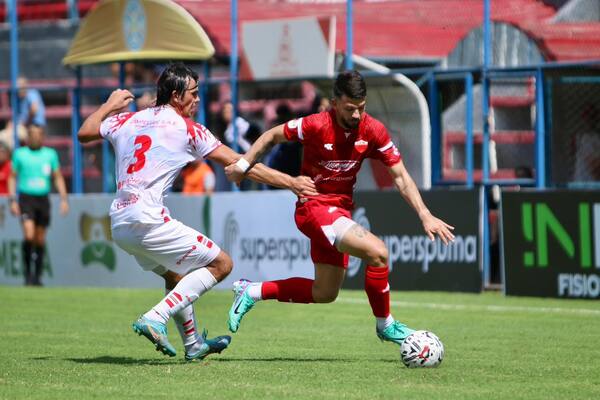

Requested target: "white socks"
[
  {"left": 169, "top": 292, "right": 200, "bottom": 343},
  {"left": 247, "top": 282, "right": 263, "bottom": 301},
  {"left": 145, "top": 268, "right": 217, "bottom": 325},
  {"left": 376, "top": 314, "right": 395, "bottom": 331}
]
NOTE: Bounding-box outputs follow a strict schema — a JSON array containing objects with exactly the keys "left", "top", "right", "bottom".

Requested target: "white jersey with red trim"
[{"left": 100, "top": 106, "right": 220, "bottom": 227}]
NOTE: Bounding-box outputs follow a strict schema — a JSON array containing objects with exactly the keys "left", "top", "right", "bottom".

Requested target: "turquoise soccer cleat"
[
  {"left": 227, "top": 279, "right": 256, "bottom": 333},
  {"left": 376, "top": 320, "right": 416, "bottom": 346},
  {"left": 132, "top": 316, "right": 177, "bottom": 357},
  {"left": 185, "top": 329, "right": 232, "bottom": 361}
]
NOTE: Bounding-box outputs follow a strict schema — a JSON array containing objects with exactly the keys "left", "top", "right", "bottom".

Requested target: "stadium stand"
[{"left": 1, "top": 0, "right": 599, "bottom": 189}]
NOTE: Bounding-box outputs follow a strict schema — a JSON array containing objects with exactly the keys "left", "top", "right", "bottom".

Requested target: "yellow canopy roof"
[{"left": 63, "top": 0, "right": 214, "bottom": 65}]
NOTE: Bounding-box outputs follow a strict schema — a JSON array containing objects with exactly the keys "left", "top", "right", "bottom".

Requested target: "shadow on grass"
[
  {"left": 59, "top": 356, "right": 182, "bottom": 366},
  {"left": 212, "top": 357, "right": 397, "bottom": 363},
  {"left": 33, "top": 356, "right": 397, "bottom": 365}
]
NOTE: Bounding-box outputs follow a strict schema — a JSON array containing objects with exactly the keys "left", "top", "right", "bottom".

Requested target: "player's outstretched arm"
[
  {"left": 78, "top": 89, "right": 134, "bottom": 143},
  {"left": 207, "top": 145, "right": 317, "bottom": 197},
  {"left": 224, "top": 124, "right": 288, "bottom": 184},
  {"left": 388, "top": 160, "right": 455, "bottom": 244}
]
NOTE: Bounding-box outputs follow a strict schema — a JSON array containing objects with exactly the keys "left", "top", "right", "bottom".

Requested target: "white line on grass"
[{"left": 337, "top": 297, "right": 600, "bottom": 316}]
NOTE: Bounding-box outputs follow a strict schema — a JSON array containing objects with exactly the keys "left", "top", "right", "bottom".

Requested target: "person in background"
[
  {"left": 221, "top": 100, "right": 253, "bottom": 153},
  {"left": 0, "top": 77, "right": 46, "bottom": 151},
  {"left": 17, "top": 77, "right": 46, "bottom": 128},
  {"left": 8, "top": 124, "right": 69, "bottom": 286},
  {"left": 0, "top": 141, "right": 11, "bottom": 195},
  {"left": 220, "top": 101, "right": 263, "bottom": 190},
  {"left": 312, "top": 94, "right": 331, "bottom": 113},
  {"left": 0, "top": 123, "right": 26, "bottom": 151},
  {"left": 267, "top": 103, "right": 303, "bottom": 186},
  {"left": 182, "top": 160, "right": 216, "bottom": 195}
]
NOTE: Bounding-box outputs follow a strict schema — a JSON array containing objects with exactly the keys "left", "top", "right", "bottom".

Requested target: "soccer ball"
[{"left": 400, "top": 330, "right": 444, "bottom": 368}]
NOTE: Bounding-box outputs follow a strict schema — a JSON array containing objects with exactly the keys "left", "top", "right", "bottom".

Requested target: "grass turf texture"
[{"left": 1, "top": 286, "right": 599, "bottom": 400}]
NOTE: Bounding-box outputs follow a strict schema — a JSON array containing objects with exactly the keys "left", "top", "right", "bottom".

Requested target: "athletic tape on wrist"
[{"left": 236, "top": 158, "right": 250, "bottom": 173}]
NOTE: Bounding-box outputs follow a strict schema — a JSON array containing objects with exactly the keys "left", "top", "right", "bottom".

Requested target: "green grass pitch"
[{"left": 1, "top": 286, "right": 599, "bottom": 400}]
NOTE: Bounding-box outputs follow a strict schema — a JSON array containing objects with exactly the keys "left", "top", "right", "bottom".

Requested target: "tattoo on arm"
[
  {"left": 254, "top": 142, "right": 275, "bottom": 163},
  {"left": 352, "top": 224, "right": 368, "bottom": 238}
]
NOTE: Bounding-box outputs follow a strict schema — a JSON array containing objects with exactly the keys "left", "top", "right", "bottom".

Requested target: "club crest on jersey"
[{"left": 354, "top": 140, "right": 368, "bottom": 153}]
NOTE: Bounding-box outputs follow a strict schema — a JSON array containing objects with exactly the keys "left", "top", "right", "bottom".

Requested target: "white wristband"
[{"left": 235, "top": 158, "right": 250, "bottom": 173}]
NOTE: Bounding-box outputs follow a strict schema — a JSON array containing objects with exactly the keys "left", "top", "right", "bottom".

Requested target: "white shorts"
[{"left": 111, "top": 219, "right": 221, "bottom": 276}]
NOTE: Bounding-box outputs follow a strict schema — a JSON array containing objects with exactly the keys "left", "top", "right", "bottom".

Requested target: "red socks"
[
  {"left": 261, "top": 278, "right": 314, "bottom": 303},
  {"left": 259, "top": 267, "right": 390, "bottom": 313},
  {"left": 365, "top": 265, "right": 390, "bottom": 318}
]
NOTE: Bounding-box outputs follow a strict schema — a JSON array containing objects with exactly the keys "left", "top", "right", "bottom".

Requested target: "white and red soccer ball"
[{"left": 400, "top": 330, "right": 445, "bottom": 368}]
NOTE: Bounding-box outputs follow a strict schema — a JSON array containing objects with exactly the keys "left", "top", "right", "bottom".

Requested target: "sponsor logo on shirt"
[
  {"left": 319, "top": 160, "right": 359, "bottom": 172},
  {"left": 287, "top": 119, "right": 299, "bottom": 129},
  {"left": 115, "top": 194, "right": 140, "bottom": 210},
  {"left": 42, "top": 163, "right": 52, "bottom": 176},
  {"left": 176, "top": 245, "right": 197, "bottom": 265},
  {"left": 324, "top": 143, "right": 333, "bottom": 150},
  {"left": 132, "top": 119, "right": 176, "bottom": 128},
  {"left": 117, "top": 176, "right": 145, "bottom": 190}
]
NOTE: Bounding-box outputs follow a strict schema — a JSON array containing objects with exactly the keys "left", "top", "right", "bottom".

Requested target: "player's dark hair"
[
  {"left": 155, "top": 63, "right": 199, "bottom": 106},
  {"left": 333, "top": 70, "right": 367, "bottom": 100}
]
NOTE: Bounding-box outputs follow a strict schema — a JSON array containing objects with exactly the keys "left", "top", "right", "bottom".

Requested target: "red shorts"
[{"left": 294, "top": 200, "right": 351, "bottom": 268}]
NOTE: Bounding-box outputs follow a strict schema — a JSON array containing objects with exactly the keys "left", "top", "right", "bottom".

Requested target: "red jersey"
[
  {"left": 0, "top": 161, "right": 10, "bottom": 195},
  {"left": 283, "top": 110, "right": 401, "bottom": 208}
]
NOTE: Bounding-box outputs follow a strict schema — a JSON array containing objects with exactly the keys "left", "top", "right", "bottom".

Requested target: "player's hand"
[
  {"left": 105, "top": 89, "right": 134, "bottom": 113},
  {"left": 290, "top": 176, "right": 318, "bottom": 197},
  {"left": 9, "top": 199, "right": 20, "bottom": 216},
  {"left": 60, "top": 199, "right": 69, "bottom": 216},
  {"left": 224, "top": 162, "right": 246, "bottom": 184},
  {"left": 421, "top": 212, "right": 455, "bottom": 245}
]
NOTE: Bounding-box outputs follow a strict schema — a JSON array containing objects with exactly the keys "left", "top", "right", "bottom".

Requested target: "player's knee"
[
  {"left": 162, "top": 270, "right": 183, "bottom": 290},
  {"left": 366, "top": 242, "right": 388, "bottom": 267},
  {"left": 207, "top": 251, "right": 233, "bottom": 281},
  {"left": 313, "top": 287, "right": 339, "bottom": 303}
]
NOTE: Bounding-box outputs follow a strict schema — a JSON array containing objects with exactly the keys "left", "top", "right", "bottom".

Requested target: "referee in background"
[{"left": 8, "top": 124, "right": 69, "bottom": 286}]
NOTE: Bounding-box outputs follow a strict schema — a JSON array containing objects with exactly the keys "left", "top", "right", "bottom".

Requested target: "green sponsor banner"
[{"left": 502, "top": 190, "right": 600, "bottom": 298}]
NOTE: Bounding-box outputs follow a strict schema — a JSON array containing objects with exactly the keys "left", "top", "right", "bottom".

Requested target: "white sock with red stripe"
[
  {"left": 168, "top": 289, "right": 201, "bottom": 347},
  {"left": 144, "top": 267, "right": 217, "bottom": 325}
]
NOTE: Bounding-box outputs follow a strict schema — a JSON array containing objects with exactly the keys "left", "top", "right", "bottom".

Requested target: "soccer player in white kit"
[{"left": 77, "top": 63, "right": 317, "bottom": 360}]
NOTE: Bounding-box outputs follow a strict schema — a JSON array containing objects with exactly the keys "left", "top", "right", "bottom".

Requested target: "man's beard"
[{"left": 342, "top": 119, "right": 359, "bottom": 130}]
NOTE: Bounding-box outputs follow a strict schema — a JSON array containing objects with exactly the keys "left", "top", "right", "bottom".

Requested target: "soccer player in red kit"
[{"left": 225, "top": 70, "right": 455, "bottom": 346}]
